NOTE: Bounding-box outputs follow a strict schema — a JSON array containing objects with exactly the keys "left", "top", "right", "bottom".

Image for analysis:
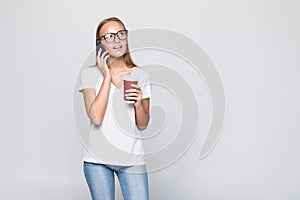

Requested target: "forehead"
[{"left": 100, "top": 21, "right": 125, "bottom": 35}]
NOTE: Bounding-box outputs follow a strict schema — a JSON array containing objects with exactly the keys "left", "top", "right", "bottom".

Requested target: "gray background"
[{"left": 1, "top": 0, "right": 300, "bottom": 199}]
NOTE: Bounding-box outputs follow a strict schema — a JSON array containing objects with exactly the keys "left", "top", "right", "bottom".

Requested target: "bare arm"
[
  {"left": 82, "top": 77, "right": 111, "bottom": 126},
  {"left": 82, "top": 49, "right": 111, "bottom": 126},
  {"left": 134, "top": 98, "right": 150, "bottom": 131}
]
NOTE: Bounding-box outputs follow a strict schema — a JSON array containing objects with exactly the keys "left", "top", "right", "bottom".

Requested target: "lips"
[{"left": 113, "top": 45, "right": 122, "bottom": 49}]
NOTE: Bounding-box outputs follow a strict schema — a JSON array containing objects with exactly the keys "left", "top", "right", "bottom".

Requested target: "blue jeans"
[{"left": 83, "top": 162, "right": 149, "bottom": 200}]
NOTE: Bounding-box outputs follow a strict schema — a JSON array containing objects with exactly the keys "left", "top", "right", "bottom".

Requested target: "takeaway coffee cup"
[{"left": 123, "top": 79, "right": 138, "bottom": 103}]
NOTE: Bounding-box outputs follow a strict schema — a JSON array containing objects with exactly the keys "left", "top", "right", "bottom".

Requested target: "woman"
[{"left": 78, "top": 17, "right": 151, "bottom": 200}]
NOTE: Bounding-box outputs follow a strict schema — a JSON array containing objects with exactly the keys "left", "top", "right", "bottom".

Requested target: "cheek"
[
  {"left": 123, "top": 44, "right": 128, "bottom": 52},
  {"left": 102, "top": 43, "right": 111, "bottom": 51},
  {"left": 123, "top": 41, "right": 128, "bottom": 52}
]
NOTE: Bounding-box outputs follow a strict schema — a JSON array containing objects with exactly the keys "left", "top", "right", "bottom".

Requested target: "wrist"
[
  {"left": 103, "top": 77, "right": 111, "bottom": 85},
  {"left": 103, "top": 74, "right": 111, "bottom": 82},
  {"left": 134, "top": 101, "right": 143, "bottom": 109}
]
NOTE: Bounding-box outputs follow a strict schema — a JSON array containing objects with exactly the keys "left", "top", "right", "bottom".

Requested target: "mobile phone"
[
  {"left": 96, "top": 43, "right": 106, "bottom": 56},
  {"left": 96, "top": 43, "right": 109, "bottom": 65}
]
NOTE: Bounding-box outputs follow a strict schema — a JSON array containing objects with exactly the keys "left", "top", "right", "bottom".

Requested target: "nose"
[{"left": 114, "top": 35, "right": 121, "bottom": 43}]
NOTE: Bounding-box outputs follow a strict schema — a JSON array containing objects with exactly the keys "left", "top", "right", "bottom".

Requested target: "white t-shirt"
[{"left": 78, "top": 65, "right": 151, "bottom": 166}]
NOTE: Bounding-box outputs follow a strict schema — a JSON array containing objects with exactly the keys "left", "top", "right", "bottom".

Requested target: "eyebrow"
[{"left": 101, "top": 29, "right": 126, "bottom": 36}]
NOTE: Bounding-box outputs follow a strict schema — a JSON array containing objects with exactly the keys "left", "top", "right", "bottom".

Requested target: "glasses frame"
[{"left": 98, "top": 30, "right": 128, "bottom": 43}]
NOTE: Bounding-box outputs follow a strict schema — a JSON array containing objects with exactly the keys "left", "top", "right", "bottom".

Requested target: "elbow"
[
  {"left": 87, "top": 112, "right": 103, "bottom": 126},
  {"left": 91, "top": 114, "right": 103, "bottom": 126},
  {"left": 92, "top": 118, "right": 102, "bottom": 126},
  {"left": 137, "top": 116, "right": 150, "bottom": 131},
  {"left": 137, "top": 125, "right": 148, "bottom": 131}
]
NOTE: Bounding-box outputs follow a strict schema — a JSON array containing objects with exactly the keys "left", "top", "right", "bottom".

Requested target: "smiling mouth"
[{"left": 113, "top": 45, "right": 122, "bottom": 49}]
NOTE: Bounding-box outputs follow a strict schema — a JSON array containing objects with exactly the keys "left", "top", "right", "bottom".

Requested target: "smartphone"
[
  {"left": 96, "top": 43, "right": 109, "bottom": 65},
  {"left": 96, "top": 43, "right": 106, "bottom": 56}
]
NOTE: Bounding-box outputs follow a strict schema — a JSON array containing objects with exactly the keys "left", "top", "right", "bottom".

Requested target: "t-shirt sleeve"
[
  {"left": 78, "top": 66, "right": 101, "bottom": 93},
  {"left": 139, "top": 70, "right": 151, "bottom": 99}
]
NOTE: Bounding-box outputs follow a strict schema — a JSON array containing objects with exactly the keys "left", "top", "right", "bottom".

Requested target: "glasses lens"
[
  {"left": 117, "top": 30, "right": 127, "bottom": 40},
  {"left": 104, "top": 33, "right": 114, "bottom": 43}
]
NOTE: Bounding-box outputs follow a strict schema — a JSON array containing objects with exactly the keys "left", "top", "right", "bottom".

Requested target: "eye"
[
  {"left": 117, "top": 30, "right": 127, "bottom": 39},
  {"left": 119, "top": 31, "right": 125, "bottom": 36},
  {"left": 104, "top": 33, "right": 114, "bottom": 40}
]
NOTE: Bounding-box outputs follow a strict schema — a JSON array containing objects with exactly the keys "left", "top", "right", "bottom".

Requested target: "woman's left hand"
[
  {"left": 124, "top": 84, "right": 142, "bottom": 107},
  {"left": 125, "top": 83, "right": 150, "bottom": 130}
]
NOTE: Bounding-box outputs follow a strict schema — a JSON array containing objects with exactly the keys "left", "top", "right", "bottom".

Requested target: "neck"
[{"left": 108, "top": 57, "right": 129, "bottom": 72}]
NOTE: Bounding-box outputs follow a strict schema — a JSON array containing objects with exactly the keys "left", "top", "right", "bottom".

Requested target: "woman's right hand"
[{"left": 96, "top": 48, "right": 111, "bottom": 80}]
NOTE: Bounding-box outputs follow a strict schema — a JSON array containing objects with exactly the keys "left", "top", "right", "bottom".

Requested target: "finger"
[
  {"left": 125, "top": 88, "right": 137, "bottom": 93},
  {"left": 130, "top": 84, "right": 140, "bottom": 89},
  {"left": 125, "top": 92, "right": 139, "bottom": 97},
  {"left": 104, "top": 54, "right": 110, "bottom": 63},
  {"left": 125, "top": 96, "right": 138, "bottom": 101},
  {"left": 101, "top": 50, "right": 109, "bottom": 59},
  {"left": 125, "top": 100, "right": 136, "bottom": 104},
  {"left": 98, "top": 47, "right": 104, "bottom": 57}
]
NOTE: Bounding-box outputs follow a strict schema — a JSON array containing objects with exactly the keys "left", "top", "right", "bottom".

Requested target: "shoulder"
[
  {"left": 81, "top": 65, "right": 101, "bottom": 75},
  {"left": 132, "top": 66, "right": 150, "bottom": 80},
  {"left": 80, "top": 65, "right": 102, "bottom": 79}
]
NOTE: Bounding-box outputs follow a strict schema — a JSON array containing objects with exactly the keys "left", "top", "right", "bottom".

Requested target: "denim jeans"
[{"left": 83, "top": 162, "right": 149, "bottom": 200}]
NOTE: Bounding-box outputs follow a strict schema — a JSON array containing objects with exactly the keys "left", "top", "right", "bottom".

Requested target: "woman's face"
[{"left": 99, "top": 21, "right": 128, "bottom": 59}]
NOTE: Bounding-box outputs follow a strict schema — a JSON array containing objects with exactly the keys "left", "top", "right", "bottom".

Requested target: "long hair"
[{"left": 95, "top": 17, "right": 137, "bottom": 68}]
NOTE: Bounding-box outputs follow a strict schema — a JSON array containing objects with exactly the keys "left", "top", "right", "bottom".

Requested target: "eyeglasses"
[{"left": 98, "top": 30, "right": 128, "bottom": 43}]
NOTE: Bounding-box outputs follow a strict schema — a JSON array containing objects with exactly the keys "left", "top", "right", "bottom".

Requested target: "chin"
[{"left": 109, "top": 51, "right": 126, "bottom": 58}]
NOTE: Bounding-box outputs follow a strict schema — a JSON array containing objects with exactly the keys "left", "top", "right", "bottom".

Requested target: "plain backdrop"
[{"left": 0, "top": 0, "right": 300, "bottom": 199}]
